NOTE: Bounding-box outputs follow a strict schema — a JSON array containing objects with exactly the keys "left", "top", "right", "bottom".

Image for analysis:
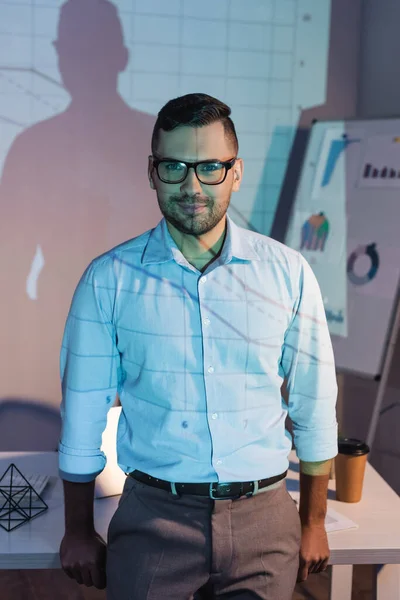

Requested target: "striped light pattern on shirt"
[{"left": 59, "top": 215, "right": 338, "bottom": 483}]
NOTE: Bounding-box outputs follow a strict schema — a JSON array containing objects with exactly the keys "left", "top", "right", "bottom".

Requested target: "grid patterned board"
[{"left": 0, "top": 0, "right": 327, "bottom": 234}]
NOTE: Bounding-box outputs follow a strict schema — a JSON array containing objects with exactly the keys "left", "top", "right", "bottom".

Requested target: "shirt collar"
[{"left": 142, "top": 214, "right": 261, "bottom": 266}]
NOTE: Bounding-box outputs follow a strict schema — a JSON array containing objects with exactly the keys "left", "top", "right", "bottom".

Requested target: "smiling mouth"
[{"left": 179, "top": 203, "right": 207, "bottom": 214}]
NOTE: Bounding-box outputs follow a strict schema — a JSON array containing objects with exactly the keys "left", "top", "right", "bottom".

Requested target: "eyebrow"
[{"left": 154, "top": 156, "right": 224, "bottom": 162}]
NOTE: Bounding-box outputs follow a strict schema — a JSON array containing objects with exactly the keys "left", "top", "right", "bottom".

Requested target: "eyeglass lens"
[{"left": 158, "top": 161, "right": 226, "bottom": 184}]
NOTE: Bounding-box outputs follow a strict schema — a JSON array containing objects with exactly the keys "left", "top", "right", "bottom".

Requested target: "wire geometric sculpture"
[{"left": 0, "top": 464, "right": 48, "bottom": 532}]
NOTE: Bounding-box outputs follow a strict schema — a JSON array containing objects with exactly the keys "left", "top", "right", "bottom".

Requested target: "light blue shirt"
[{"left": 58, "top": 215, "right": 338, "bottom": 483}]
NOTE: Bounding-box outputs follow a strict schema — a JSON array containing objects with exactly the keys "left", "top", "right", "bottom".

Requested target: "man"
[{"left": 59, "top": 93, "right": 338, "bottom": 600}]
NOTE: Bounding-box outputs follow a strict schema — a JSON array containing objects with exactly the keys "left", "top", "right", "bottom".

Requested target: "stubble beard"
[{"left": 158, "top": 193, "right": 231, "bottom": 236}]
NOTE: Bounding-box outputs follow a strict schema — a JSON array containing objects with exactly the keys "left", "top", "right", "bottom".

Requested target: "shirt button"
[
  {"left": 200, "top": 276, "right": 207, "bottom": 284},
  {"left": 207, "top": 366, "right": 214, "bottom": 374},
  {"left": 216, "top": 460, "right": 222, "bottom": 465},
  {"left": 203, "top": 318, "right": 210, "bottom": 326},
  {"left": 211, "top": 413, "right": 218, "bottom": 420}
]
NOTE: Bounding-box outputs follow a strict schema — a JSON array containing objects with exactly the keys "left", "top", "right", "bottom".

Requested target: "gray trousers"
[{"left": 106, "top": 475, "right": 301, "bottom": 600}]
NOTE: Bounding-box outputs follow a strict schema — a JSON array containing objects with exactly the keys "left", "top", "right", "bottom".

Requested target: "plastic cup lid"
[{"left": 338, "top": 438, "right": 370, "bottom": 456}]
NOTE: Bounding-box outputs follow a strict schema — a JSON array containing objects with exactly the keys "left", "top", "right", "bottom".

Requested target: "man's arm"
[
  {"left": 58, "top": 259, "right": 119, "bottom": 484},
  {"left": 63, "top": 480, "right": 95, "bottom": 535},
  {"left": 58, "top": 260, "right": 119, "bottom": 589},
  {"left": 279, "top": 255, "right": 338, "bottom": 581},
  {"left": 60, "top": 478, "right": 107, "bottom": 590},
  {"left": 280, "top": 254, "right": 338, "bottom": 466},
  {"left": 296, "top": 460, "right": 332, "bottom": 583},
  {"left": 299, "top": 459, "right": 332, "bottom": 526}
]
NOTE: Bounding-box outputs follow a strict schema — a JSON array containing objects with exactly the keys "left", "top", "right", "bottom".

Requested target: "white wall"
[{"left": 272, "top": 0, "right": 362, "bottom": 241}]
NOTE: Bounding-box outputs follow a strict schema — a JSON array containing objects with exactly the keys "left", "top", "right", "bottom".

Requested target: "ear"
[
  {"left": 232, "top": 158, "right": 243, "bottom": 192},
  {"left": 148, "top": 155, "right": 156, "bottom": 190}
]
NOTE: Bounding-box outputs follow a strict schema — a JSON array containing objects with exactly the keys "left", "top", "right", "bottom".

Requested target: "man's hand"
[
  {"left": 60, "top": 530, "right": 107, "bottom": 589},
  {"left": 297, "top": 462, "right": 332, "bottom": 582},
  {"left": 297, "top": 523, "right": 330, "bottom": 583}
]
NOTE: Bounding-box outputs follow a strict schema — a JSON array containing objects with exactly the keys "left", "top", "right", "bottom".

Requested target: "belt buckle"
[{"left": 209, "top": 482, "right": 241, "bottom": 500}]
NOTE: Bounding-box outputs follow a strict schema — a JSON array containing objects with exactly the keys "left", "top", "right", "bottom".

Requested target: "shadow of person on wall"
[{"left": 0, "top": 0, "right": 160, "bottom": 410}]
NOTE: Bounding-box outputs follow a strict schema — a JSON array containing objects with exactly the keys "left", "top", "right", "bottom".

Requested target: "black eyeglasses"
[{"left": 152, "top": 156, "right": 237, "bottom": 185}]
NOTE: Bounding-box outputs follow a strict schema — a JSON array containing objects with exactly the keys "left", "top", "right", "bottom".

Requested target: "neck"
[{"left": 167, "top": 217, "right": 227, "bottom": 267}]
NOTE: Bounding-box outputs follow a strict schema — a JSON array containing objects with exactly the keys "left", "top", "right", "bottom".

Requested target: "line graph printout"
[
  {"left": 286, "top": 118, "right": 400, "bottom": 377},
  {"left": 0, "top": 0, "right": 332, "bottom": 403}
]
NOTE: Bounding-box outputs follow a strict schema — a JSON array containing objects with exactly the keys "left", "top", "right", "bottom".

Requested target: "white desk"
[{"left": 0, "top": 451, "right": 399, "bottom": 600}]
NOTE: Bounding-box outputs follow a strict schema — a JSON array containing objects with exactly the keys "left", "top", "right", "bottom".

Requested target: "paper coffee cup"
[{"left": 335, "top": 438, "right": 370, "bottom": 503}]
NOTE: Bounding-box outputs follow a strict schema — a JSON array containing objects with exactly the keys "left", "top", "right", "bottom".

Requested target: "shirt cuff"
[
  {"left": 58, "top": 441, "right": 106, "bottom": 481},
  {"left": 293, "top": 423, "right": 338, "bottom": 462},
  {"left": 58, "top": 469, "right": 101, "bottom": 483}
]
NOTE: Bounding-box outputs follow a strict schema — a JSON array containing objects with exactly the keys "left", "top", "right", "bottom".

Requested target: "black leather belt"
[{"left": 127, "top": 469, "right": 287, "bottom": 500}]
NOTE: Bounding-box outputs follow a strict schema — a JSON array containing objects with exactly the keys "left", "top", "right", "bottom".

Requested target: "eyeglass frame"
[{"left": 151, "top": 156, "right": 237, "bottom": 185}]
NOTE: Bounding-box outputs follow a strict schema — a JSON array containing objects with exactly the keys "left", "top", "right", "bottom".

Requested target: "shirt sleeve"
[
  {"left": 280, "top": 254, "right": 338, "bottom": 462},
  {"left": 58, "top": 259, "right": 120, "bottom": 482}
]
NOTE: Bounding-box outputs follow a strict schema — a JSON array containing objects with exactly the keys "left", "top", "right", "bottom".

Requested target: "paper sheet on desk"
[{"left": 289, "top": 492, "right": 358, "bottom": 533}]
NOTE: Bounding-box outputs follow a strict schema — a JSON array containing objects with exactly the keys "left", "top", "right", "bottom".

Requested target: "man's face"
[{"left": 148, "top": 122, "right": 243, "bottom": 237}]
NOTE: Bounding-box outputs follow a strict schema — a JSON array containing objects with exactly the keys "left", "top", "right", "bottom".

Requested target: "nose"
[{"left": 180, "top": 166, "right": 202, "bottom": 194}]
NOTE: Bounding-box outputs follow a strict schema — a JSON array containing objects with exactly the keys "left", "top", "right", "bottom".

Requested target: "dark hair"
[{"left": 151, "top": 93, "right": 239, "bottom": 155}]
